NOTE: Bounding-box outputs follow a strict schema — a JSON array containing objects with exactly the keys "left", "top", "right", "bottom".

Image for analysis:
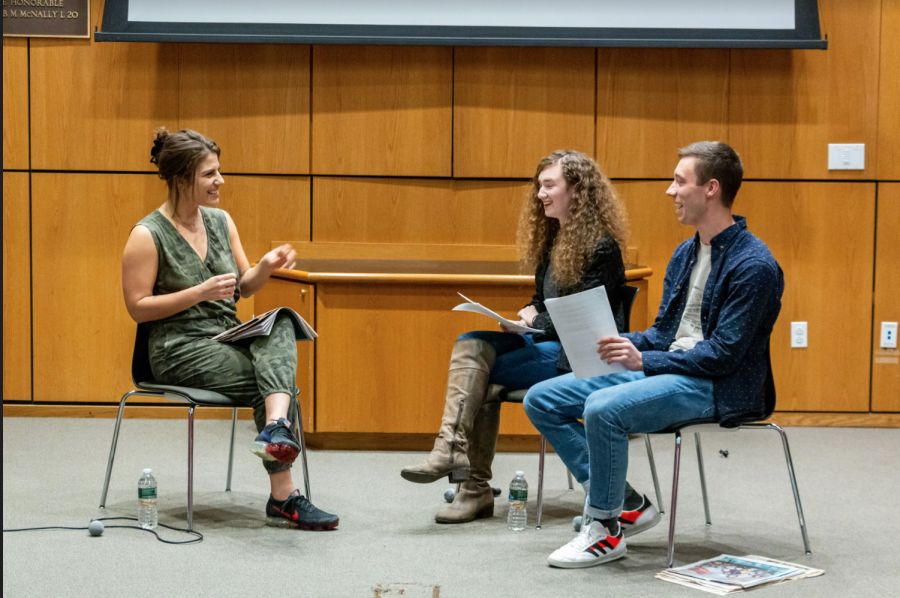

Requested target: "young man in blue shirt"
[{"left": 524, "top": 141, "right": 784, "bottom": 568}]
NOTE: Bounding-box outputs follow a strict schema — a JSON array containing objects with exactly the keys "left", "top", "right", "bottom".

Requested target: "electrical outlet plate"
[
  {"left": 881, "top": 322, "right": 898, "bottom": 349},
  {"left": 791, "top": 322, "right": 808, "bottom": 348},
  {"left": 828, "top": 144, "right": 865, "bottom": 170}
]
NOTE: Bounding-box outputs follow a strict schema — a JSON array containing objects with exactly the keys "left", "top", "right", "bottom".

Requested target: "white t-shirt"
[{"left": 668, "top": 242, "right": 712, "bottom": 352}]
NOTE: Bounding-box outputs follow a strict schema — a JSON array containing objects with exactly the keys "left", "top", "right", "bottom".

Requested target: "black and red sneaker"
[
  {"left": 618, "top": 494, "right": 661, "bottom": 537},
  {"left": 266, "top": 490, "right": 340, "bottom": 531},
  {"left": 251, "top": 418, "right": 300, "bottom": 464}
]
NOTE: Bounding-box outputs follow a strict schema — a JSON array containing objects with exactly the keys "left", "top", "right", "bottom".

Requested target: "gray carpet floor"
[{"left": 3, "top": 418, "right": 899, "bottom": 597}]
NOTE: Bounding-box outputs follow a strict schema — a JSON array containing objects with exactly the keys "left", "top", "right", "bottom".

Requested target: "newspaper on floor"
[
  {"left": 452, "top": 293, "right": 542, "bottom": 334},
  {"left": 212, "top": 307, "right": 317, "bottom": 343},
  {"left": 656, "top": 554, "right": 824, "bottom": 595}
]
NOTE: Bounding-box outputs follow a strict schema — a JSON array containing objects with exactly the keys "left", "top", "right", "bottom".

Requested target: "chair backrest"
[
  {"left": 131, "top": 323, "right": 157, "bottom": 388},
  {"left": 761, "top": 338, "right": 776, "bottom": 419},
  {"left": 620, "top": 285, "right": 640, "bottom": 334}
]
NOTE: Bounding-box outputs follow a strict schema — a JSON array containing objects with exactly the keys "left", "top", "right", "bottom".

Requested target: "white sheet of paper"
[
  {"left": 544, "top": 286, "right": 625, "bottom": 378},
  {"left": 452, "top": 293, "right": 542, "bottom": 334}
]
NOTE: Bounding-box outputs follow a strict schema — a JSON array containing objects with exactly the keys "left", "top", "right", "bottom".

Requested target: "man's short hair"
[{"left": 678, "top": 142, "right": 743, "bottom": 208}]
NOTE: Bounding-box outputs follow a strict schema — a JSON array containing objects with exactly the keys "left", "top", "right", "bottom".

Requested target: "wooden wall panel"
[
  {"left": 3, "top": 173, "right": 31, "bottom": 401},
  {"left": 311, "top": 46, "right": 452, "bottom": 177},
  {"left": 312, "top": 177, "right": 525, "bottom": 245},
  {"left": 178, "top": 44, "right": 310, "bottom": 175},
  {"left": 3, "top": 39, "right": 29, "bottom": 170},
  {"left": 30, "top": 0, "right": 179, "bottom": 171},
  {"left": 728, "top": 0, "right": 881, "bottom": 180},
  {"left": 219, "top": 175, "right": 311, "bottom": 262},
  {"left": 872, "top": 184, "right": 900, "bottom": 412},
  {"left": 876, "top": 3, "right": 900, "bottom": 180},
  {"left": 616, "top": 180, "right": 696, "bottom": 328},
  {"left": 31, "top": 174, "right": 161, "bottom": 402},
  {"left": 315, "top": 282, "right": 536, "bottom": 433},
  {"left": 596, "top": 49, "right": 729, "bottom": 178},
  {"left": 738, "top": 182, "right": 875, "bottom": 412},
  {"left": 218, "top": 174, "right": 311, "bottom": 323},
  {"left": 454, "top": 47, "right": 595, "bottom": 178}
]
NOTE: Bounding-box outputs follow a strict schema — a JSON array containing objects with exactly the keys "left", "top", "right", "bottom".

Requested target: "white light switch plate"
[
  {"left": 828, "top": 144, "right": 865, "bottom": 170},
  {"left": 882, "top": 322, "right": 898, "bottom": 349},
  {"left": 791, "top": 322, "right": 808, "bottom": 348}
]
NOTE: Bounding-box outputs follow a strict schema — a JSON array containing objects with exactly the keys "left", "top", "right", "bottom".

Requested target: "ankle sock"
[
  {"left": 599, "top": 517, "right": 620, "bottom": 535},
  {"left": 623, "top": 482, "right": 643, "bottom": 511}
]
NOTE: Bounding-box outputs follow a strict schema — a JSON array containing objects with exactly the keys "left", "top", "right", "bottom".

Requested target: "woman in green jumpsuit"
[{"left": 122, "top": 128, "right": 338, "bottom": 531}]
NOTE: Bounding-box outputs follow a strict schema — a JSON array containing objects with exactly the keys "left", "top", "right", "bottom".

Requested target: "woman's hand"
[
  {"left": 500, "top": 320, "right": 528, "bottom": 335},
  {"left": 237, "top": 244, "right": 295, "bottom": 298},
  {"left": 517, "top": 305, "right": 539, "bottom": 327},
  {"left": 196, "top": 273, "right": 238, "bottom": 302},
  {"left": 260, "top": 244, "right": 296, "bottom": 272}
]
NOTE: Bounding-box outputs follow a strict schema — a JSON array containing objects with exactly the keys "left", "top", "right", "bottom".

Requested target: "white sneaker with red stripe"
[
  {"left": 548, "top": 521, "right": 626, "bottom": 569},
  {"left": 618, "top": 494, "right": 661, "bottom": 538}
]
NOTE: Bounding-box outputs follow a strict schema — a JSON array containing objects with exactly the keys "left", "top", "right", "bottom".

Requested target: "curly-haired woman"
[{"left": 401, "top": 150, "right": 632, "bottom": 524}]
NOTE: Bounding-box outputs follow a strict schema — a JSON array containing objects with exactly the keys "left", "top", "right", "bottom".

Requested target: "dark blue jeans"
[{"left": 457, "top": 331, "right": 565, "bottom": 391}]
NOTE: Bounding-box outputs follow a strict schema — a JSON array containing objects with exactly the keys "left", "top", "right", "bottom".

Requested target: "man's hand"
[
  {"left": 597, "top": 335, "right": 643, "bottom": 371},
  {"left": 517, "top": 305, "right": 539, "bottom": 327}
]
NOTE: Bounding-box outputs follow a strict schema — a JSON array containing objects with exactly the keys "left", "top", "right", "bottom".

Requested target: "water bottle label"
[
  {"left": 509, "top": 489, "right": 527, "bottom": 502},
  {"left": 139, "top": 487, "right": 157, "bottom": 500}
]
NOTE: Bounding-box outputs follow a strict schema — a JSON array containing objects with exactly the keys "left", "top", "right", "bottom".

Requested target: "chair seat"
[
  {"left": 504, "top": 389, "right": 528, "bottom": 404},
  {"left": 651, "top": 412, "right": 774, "bottom": 435},
  {"left": 139, "top": 382, "right": 241, "bottom": 407},
  {"left": 651, "top": 418, "right": 718, "bottom": 434}
]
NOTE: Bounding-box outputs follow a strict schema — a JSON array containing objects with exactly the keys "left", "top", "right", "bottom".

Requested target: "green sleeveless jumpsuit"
[{"left": 137, "top": 207, "right": 298, "bottom": 474}]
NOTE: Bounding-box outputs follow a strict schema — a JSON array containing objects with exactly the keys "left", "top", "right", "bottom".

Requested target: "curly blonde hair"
[{"left": 517, "top": 150, "right": 628, "bottom": 289}]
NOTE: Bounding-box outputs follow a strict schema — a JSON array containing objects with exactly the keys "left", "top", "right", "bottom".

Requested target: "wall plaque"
[{"left": 3, "top": 0, "right": 90, "bottom": 38}]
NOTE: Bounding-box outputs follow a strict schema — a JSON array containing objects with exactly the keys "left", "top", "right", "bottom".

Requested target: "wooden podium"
[{"left": 254, "top": 244, "right": 652, "bottom": 442}]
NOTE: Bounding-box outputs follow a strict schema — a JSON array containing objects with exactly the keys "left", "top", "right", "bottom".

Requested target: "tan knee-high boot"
[
  {"left": 400, "top": 339, "right": 496, "bottom": 484},
  {"left": 434, "top": 385, "right": 505, "bottom": 523}
]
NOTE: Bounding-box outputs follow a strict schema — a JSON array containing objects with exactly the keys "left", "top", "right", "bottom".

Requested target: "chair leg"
[
  {"left": 100, "top": 390, "right": 159, "bottom": 509},
  {"left": 743, "top": 423, "right": 812, "bottom": 554},
  {"left": 695, "top": 433, "right": 711, "bottom": 525},
  {"left": 226, "top": 407, "right": 237, "bottom": 492},
  {"left": 566, "top": 469, "right": 574, "bottom": 490},
  {"left": 667, "top": 431, "right": 683, "bottom": 568},
  {"left": 187, "top": 406, "right": 195, "bottom": 532},
  {"left": 294, "top": 395, "right": 312, "bottom": 502},
  {"left": 644, "top": 434, "right": 665, "bottom": 514},
  {"left": 100, "top": 391, "right": 141, "bottom": 509},
  {"left": 536, "top": 435, "right": 546, "bottom": 529}
]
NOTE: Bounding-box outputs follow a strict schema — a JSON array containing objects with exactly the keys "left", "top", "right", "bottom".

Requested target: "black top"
[{"left": 528, "top": 235, "right": 628, "bottom": 371}]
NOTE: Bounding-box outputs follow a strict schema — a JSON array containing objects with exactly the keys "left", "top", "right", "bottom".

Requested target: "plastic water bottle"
[
  {"left": 138, "top": 468, "right": 158, "bottom": 530},
  {"left": 507, "top": 471, "right": 528, "bottom": 531}
]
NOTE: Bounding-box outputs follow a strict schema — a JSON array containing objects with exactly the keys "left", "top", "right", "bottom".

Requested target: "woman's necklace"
[{"left": 163, "top": 206, "right": 202, "bottom": 234}]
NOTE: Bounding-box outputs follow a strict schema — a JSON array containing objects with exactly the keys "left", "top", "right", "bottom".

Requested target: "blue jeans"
[
  {"left": 524, "top": 371, "right": 715, "bottom": 519},
  {"left": 457, "top": 331, "right": 564, "bottom": 391}
]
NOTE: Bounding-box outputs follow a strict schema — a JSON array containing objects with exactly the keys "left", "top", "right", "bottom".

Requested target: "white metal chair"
[
  {"left": 645, "top": 341, "right": 811, "bottom": 566},
  {"left": 99, "top": 324, "right": 311, "bottom": 531}
]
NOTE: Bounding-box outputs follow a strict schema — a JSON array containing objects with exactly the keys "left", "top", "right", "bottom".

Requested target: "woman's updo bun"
[{"left": 149, "top": 128, "right": 169, "bottom": 166}]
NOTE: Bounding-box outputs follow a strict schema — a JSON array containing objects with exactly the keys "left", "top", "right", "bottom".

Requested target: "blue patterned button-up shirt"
[{"left": 623, "top": 216, "right": 784, "bottom": 428}]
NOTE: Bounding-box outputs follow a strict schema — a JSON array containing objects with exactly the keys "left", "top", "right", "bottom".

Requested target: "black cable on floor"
[{"left": 3, "top": 517, "right": 203, "bottom": 545}]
